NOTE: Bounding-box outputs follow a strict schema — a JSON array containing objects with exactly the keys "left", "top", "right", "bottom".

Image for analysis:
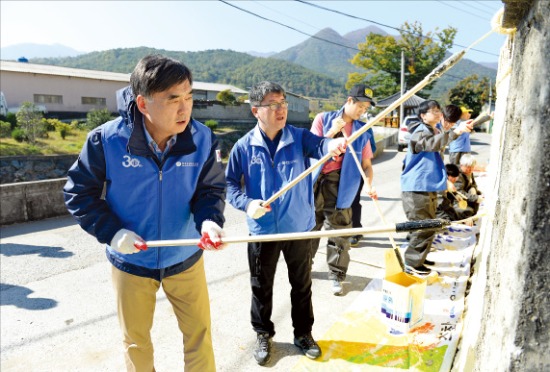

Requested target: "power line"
[
  {"left": 219, "top": 0, "right": 359, "bottom": 52},
  {"left": 474, "top": 1, "right": 503, "bottom": 12},
  {"left": 295, "top": 0, "right": 499, "bottom": 57},
  {"left": 436, "top": 0, "right": 492, "bottom": 21},
  {"left": 251, "top": 0, "right": 322, "bottom": 34},
  {"left": 457, "top": 0, "right": 496, "bottom": 16}
]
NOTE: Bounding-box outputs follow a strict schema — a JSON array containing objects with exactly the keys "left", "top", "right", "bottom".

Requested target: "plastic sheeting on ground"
[{"left": 293, "top": 223, "right": 480, "bottom": 372}]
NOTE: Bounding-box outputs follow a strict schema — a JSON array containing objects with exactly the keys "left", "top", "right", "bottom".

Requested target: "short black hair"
[
  {"left": 249, "top": 81, "right": 286, "bottom": 107},
  {"left": 445, "top": 163, "right": 460, "bottom": 177},
  {"left": 443, "top": 104, "right": 462, "bottom": 123},
  {"left": 130, "top": 54, "right": 193, "bottom": 98},
  {"left": 417, "top": 100, "right": 441, "bottom": 117}
]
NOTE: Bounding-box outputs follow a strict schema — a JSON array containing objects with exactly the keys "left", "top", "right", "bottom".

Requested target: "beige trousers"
[{"left": 111, "top": 256, "right": 215, "bottom": 372}]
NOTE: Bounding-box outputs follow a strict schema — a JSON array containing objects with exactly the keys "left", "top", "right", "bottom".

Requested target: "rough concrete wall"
[
  {"left": 453, "top": 1, "right": 550, "bottom": 371},
  {"left": 0, "top": 178, "right": 69, "bottom": 225}
]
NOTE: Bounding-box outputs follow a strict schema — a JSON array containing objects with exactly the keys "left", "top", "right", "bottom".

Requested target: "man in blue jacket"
[
  {"left": 63, "top": 55, "right": 227, "bottom": 371},
  {"left": 401, "top": 100, "right": 472, "bottom": 275},
  {"left": 225, "top": 81, "right": 346, "bottom": 366}
]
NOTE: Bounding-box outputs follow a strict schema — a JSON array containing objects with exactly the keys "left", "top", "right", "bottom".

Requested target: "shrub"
[
  {"left": 87, "top": 109, "right": 114, "bottom": 129},
  {"left": 0, "top": 121, "right": 11, "bottom": 137},
  {"left": 57, "top": 123, "right": 72, "bottom": 139},
  {"left": 11, "top": 128, "right": 27, "bottom": 142},
  {"left": 204, "top": 120, "right": 218, "bottom": 130}
]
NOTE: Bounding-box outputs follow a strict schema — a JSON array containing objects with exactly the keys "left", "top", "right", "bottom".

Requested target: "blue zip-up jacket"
[
  {"left": 401, "top": 121, "right": 448, "bottom": 192},
  {"left": 226, "top": 124, "right": 329, "bottom": 235},
  {"left": 313, "top": 108, "right": 373, "bottom": 209},
  {"left": 63, "top": 88, "right": 226, "bottom": 278},
  {"left": 449, "top": 120, "right": 471, "bottom": 152}
]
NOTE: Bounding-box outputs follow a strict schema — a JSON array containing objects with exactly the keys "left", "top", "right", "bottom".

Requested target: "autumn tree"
[
  {"left": 447, "top": 74, "right": 493, "bottom": 114},
  {"left": 348, "top": 21, "right": 457, "bottom": 98}
]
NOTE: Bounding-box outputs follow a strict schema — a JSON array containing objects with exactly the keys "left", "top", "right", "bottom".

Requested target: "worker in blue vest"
[
  {"left": 449, "top": 106, "right": 473, "bottom": 165},
  {"left": 401, "top": 100, "right": 472, "bottom": 275},
  {"left": 310, "top": 84, "right": 378, "bottom": 296}
]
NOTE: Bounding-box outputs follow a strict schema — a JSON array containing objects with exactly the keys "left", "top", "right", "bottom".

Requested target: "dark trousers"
[
  {"left": 351, "top": 178, "right": 365, "bottom": 229},
  {"left": 248, "top": 239, "right": 314, "bottom": 338},
  {"left": 311, "top": 171, "right": 353, "bottom": 280},
  {"left": 402, "top": 191, "right": 437, "bottom": 267}
]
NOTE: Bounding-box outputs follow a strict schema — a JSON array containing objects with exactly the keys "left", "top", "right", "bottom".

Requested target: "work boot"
[
  {"left": 331, "top": 278, "right": 344, "bottom": 296},
  {"left": 294, "top": 333, "right": 322, "bottom": 359},
  {"left": 349, "top": 235, "right": 363, "bottom": 246},
  {"left": 253, "top": 332, "right": 272, "bottom": 366},
  {"left": 405, "top": 264, "right": 432, "bottom": 276}
]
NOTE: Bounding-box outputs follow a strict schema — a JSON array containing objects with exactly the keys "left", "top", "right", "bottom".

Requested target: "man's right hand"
[
  {"left": 110, "top": 229, "right": 144, "bottom": 254},
  {"left": 246, "top": 200, "right": 271, "bottom": 219}
]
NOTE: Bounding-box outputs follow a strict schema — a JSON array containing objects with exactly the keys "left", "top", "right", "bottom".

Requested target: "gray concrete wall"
[
  {"left": 0, "top": 155, "right": 77, "bottom": 184},
  {"left": 453, "top": 1, "right": 550, "bottom": 371},
  {"left": 0, "top": 178, "right": 69, "bottom": 225}
]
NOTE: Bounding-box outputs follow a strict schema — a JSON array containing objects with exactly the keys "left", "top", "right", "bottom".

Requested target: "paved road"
[{"left": 0, "top": 132, "right": 492, "bottom": 371}]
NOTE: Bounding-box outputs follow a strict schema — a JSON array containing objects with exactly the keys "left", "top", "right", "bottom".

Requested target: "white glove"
[
  {"left": 327, "top": 137, "right": 347, "bottom": 158},
  {"left": 200, "top": 220, "right": 227, "bottom": 251},
  {"left": 329, "top": 118, "right": 347, "bottom": 135},
  {"left": 110, "top": 229, "right": 144, "bottom": 254},
  {"left": 246, "top": 200, "right": 271, "bottom": 219},
  {"left": 455, "top": 119, "right": 473, "bottom": 135}
]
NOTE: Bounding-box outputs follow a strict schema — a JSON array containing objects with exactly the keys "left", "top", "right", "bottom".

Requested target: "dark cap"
[{"left": 349, "top": 84, "right": 376, "bottom": 106}]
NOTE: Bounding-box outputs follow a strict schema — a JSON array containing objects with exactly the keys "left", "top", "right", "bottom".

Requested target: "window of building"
[
  {"left": 81, "top": 97, "right": 107, "bottom": 105},
  {"left": 34, "top": 94, "right": 63, "bottom": 104}
]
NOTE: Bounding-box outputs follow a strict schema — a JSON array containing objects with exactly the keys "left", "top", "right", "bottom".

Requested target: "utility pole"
[{"left": 400, "top": 50, "right": 405, "bottom": 126}]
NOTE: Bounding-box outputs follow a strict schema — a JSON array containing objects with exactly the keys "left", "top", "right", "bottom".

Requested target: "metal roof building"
[{"left": 0, "top": 60, "right": 248, "bottom": 118}]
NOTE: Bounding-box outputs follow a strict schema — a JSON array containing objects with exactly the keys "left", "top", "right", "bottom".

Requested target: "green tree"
[
  {"left": 216, "top": 89, "right": 237, "bottom": 105},
  {"left": 15, "top": 102, "right": 45, "bottom": 144},
  {"left": 87, "top": 108, "right": 114, "bottom": 129},
  {"left": 349, "top": 21, "right": 457, "bottom": 98},
  {"left": 447, "top": 74, "right": 493, "bottom": 114}
]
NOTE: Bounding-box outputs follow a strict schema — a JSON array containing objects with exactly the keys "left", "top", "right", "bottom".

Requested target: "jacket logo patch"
[
  {"left": 122, "top": 155, "right": 142, "bottom": 168},
  {"left": 250, "top": 155, "right": 263, "bottom": 165},
  {"left": 176, "top": 161, "right": 199, "bottom": 167}
]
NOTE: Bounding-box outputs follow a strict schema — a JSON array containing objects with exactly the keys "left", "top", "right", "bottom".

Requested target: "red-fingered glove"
[
  {"left": 134, "top": 241, "right": 148, "bottom": 251},
  {"left": 198, "top": 221, "right": 227, "bottom": 251},
  {"left": 198, "top": 232, "right": 223, "bottom": 251}
]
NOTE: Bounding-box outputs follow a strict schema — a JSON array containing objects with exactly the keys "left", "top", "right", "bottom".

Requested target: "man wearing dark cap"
[{"left": 310, "top": 84, "right": 378, "bottom": 296}]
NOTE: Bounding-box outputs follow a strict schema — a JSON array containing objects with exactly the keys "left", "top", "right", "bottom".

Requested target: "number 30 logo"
[{"left": 122, "top": 155, "right": 142, "bottom": 168}]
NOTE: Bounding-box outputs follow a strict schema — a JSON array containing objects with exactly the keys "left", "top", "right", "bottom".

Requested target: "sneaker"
[
  {"left": 294, "top": 333, "right": 322, "bottom": 359},
  {"left": 253, "top": 332, "right": 272, "bottom": 366},
  {"left": 405, "top": 264, "right": 432, "bottom": 276},
  {"left": 331, "top": 278, "right": 344, "bottom": 296},
  {"left": 349, "top": 235, "right": 362, "bottom": 246},
  {"left": 424, "top": 259, "right": 435, "bottom": 266}
]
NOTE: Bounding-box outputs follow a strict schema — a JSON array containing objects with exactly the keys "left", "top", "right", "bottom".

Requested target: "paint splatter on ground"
[{"left": 293, "top": 223, "right": 480, "bottom": 372}]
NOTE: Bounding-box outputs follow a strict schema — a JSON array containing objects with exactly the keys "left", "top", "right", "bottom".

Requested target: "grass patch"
[{"left": 0, "top": 130, "right": 89, "bottom": 156}]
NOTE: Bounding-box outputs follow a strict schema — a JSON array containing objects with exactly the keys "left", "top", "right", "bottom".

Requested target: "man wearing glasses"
[
  {"left": 225, "top": 81, "right": 346, "bottom": 366},
  {"left": 309, "top": 84, "right": 378, "bottom": 296},
  {"left": 401, "top": 100, "right": 473, "bottom": 276}
]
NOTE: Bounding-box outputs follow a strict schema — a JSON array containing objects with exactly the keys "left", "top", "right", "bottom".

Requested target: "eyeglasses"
[
  {"left": 256, "top": 100, "right": 289, "bottom": 111},
  {"left": 427, "top": 109, "right": 442, "bottom": 115}
]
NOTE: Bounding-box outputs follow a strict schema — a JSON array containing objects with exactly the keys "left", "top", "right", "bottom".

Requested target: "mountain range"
[{"left": 1, "top": 26, "right": 497, "bottom": 102}]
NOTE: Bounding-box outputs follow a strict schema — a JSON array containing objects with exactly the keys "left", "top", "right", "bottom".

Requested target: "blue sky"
[{"left": 1, "top": 1, "right": 505, "bottom": 63}]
